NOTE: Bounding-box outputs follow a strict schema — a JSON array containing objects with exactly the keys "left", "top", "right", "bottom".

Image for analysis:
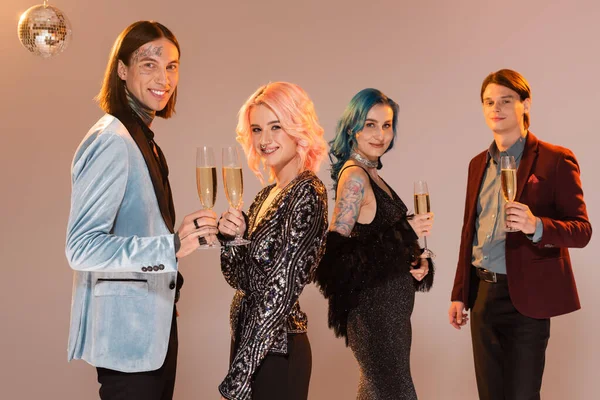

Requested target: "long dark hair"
[{"left": 96, "top": 21, "right": 180, "bottom": 118}]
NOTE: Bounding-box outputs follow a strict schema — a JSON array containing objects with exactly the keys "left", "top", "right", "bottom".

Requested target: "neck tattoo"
[
  {"left": 125, "top": 87, "right": 155, "bottom": 126},
  {"left": 350, "top": 152, "right": 378, "bottom": 168}
]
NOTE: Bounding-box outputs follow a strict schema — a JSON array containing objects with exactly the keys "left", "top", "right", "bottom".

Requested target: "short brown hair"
[
  {"left": 481, "top": 69, "right": 531, "bottom": 129},
  {"left": 96, "top": 21, "right": 180, "bottom": 118}
]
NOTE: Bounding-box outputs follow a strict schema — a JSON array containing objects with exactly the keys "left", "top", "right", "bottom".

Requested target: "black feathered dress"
[{"left": 315, "top": 166, "right": 433, "bottom": 400}]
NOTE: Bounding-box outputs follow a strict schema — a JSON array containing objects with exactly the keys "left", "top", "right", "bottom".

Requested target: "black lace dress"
[{"left": 315, "top": 166, "right": 433, "bottom": 400}]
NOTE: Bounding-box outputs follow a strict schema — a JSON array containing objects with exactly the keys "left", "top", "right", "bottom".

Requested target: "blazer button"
[
  {"left": 169, "top": 282, "right": 176, "bottom": 290},
  {"left": 159, "top": 264, "right": 165, "bottom": 270},
  {"left": 153, "top": 265, "right": 160, "bottom": 271},
  {"left": 141, "top": 267, "right": 148, "bottom": 272}
]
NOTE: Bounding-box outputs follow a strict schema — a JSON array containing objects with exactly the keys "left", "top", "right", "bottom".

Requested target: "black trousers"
[
  {"left": 96, "top": 311, "right": 178, "bottom": 400},
  {"left": 229, "top": 333, "right": 312, "bottom": 400},
  {"left": 471, "top": 277, "right": 550, "bottom": 400}
]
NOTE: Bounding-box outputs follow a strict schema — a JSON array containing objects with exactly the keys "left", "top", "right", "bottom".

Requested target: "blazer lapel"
[
  {"left": 466, "top": 152, "right": 487, "bottom": 222},
  {"left": 515, "top": 131, "right": 539, "bottom": 202},
  {"left": 114, "top": 111, "right": 175, "bottom": 233}
]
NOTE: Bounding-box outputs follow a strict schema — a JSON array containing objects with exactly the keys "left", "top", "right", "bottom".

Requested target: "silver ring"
[{"left": 260, "top": 144, "right": 266, "bottom": 150}]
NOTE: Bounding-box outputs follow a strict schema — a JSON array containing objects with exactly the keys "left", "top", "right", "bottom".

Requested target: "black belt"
[{"left": 475, "top": 268, "right": 507, "bottom": 283}]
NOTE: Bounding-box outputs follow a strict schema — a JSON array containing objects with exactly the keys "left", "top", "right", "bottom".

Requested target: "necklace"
[{"left": 350, "top": 152, "right": 378, "bottom": 168}]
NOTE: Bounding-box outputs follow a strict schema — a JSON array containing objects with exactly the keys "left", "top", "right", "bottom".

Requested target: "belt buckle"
[{"left": 479, "top": 268, "right": 497, "bottom": 283}]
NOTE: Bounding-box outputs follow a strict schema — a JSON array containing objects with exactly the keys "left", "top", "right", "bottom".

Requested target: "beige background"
[{"left": 1, "top": 0, "right": 598, "bottom": 399}]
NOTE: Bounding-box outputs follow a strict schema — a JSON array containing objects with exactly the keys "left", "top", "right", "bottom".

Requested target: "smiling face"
[
  {"left": 354, "top": 103, "right": 394, "bottom": 161},
  {"left": 250, "top": 104, "right": 299, "bottom": 180},
  {"left": 482, "top": 83, "right": 530, "bottom": 135},
  {"left": 117, "top": 38, "right": 180, "bottom": 112}
]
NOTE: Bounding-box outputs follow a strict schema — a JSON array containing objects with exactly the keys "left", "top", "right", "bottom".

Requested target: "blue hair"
[{"left": 329, "top": 88, "right": 399, "bottom": 194}]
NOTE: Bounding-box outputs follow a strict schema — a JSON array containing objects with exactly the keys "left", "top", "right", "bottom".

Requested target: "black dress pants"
[
  {"left": 471, "top": 277, "right": 550, "bottom": 400},
  {"left": 229, "top": 333, "right": 312, "bottom": 400},
  {"left": 96, "top": 311, "right": 178, "bottom": 400}
]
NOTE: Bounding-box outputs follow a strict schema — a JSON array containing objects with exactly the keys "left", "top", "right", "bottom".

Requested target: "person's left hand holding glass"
[
  {"left": 175, "top": 209, "right": 218, "bottom": 258},
  {"left": 218, "top": 207, "right": 247, "bottom": 243}
]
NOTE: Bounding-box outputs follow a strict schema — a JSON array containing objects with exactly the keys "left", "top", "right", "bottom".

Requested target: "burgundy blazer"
[{"left": 451, "top": 132, "right": 592, "bottom": 319}]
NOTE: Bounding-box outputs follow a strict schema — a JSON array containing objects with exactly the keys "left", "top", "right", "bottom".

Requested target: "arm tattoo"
[{"left": 331, "top": 177, "right": 364, "bottom": 236}]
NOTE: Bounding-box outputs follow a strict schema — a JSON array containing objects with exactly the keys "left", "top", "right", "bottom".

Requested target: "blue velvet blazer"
[{"left": 65, "top": 114, "right": 178, "bottom": 372}]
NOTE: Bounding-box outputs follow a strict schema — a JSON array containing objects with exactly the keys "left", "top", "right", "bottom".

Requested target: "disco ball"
[{"left": 17, "top": 2, "right": 72, "bottom": 58}]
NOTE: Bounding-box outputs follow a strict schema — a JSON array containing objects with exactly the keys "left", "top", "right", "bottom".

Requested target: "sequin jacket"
[{"left": 218, "top": 171, "right": 328, "bottom": 400}]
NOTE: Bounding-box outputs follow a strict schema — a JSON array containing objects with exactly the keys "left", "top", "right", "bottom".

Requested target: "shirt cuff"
[
  {"left": 218, "top": 385, "right": 233, "bottom": 400},
  {"left": 526, "top": 217, "right": 543, "bottom": 243},
  {"left": 173, "top": 232, "right": 181, "bottom": 254},
  {"left": 216, "top": 230, "right": 234, "bottom": 245}
]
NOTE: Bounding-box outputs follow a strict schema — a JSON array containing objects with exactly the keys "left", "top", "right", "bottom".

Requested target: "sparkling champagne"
[
  {"left": 501, "top": 168, "right": 517, "bottom": 202},
  {"left": 223, "top": 166, "right": 243, "bottom": 209},
  {"left": 414, "top": 193, "right": 430, "bottom": 214},
  {"left": 196, "top": 166, "right": 217, "bottom": 209}
]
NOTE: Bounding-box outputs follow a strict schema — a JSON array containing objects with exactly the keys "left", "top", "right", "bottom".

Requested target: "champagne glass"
[
  {"left": 414, "top": 180, "right": 435, "bottom": 258},
  {"left": 222, "top": 146, "right": 251, "bottom": 246},
  {"left": 196, "top": 146, "right": 218, "bottom": 249},
  {"left": 501, "top": 155, "right": 518, "bottom": 232}
]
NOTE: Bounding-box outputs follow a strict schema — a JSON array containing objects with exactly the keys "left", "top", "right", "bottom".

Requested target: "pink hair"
[{"left": 236, "top": 82, "right": 328, "bottom": 184}]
